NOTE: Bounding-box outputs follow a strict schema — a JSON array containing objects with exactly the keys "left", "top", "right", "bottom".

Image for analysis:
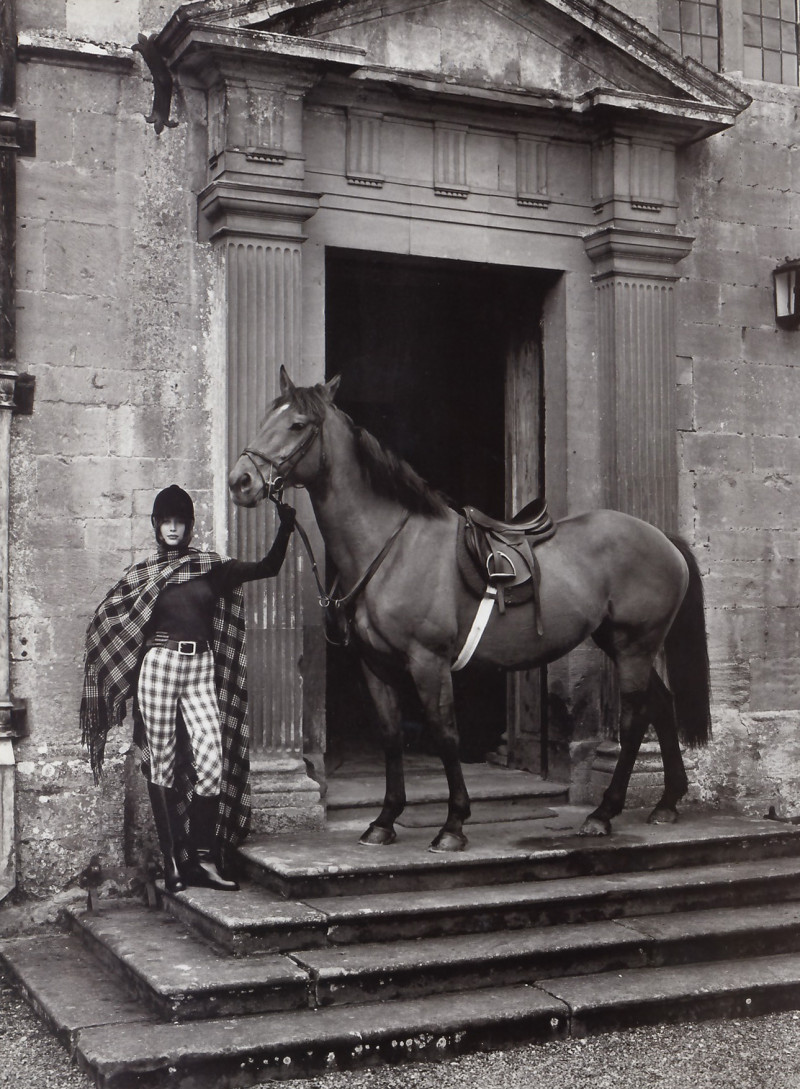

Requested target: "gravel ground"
[{"left": 3, "top": 964, "right": 800, "bottom": 1089}]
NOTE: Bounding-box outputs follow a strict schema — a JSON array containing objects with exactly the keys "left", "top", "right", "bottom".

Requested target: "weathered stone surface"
[{"left": 66, "top": 904, "right": 310, "bottom": 1020}]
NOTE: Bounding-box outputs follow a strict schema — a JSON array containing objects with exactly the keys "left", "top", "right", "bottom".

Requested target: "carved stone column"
[
  {"left": 584, "top": 129, "right": 694, "bottom": 795},
  {"left": 196, "top": 62, "right": 326, "bottom": 834},
  {"left": 585, "top": 226, "right": 693, "bottom": 531}
]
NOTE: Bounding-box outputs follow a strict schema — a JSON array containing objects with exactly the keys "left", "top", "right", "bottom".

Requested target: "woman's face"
[{"left": 158, "top": 517, "right": 187, "bottom": 548}]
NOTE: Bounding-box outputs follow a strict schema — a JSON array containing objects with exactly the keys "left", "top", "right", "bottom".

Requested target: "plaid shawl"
[{"left": 81, "top": 549, "right": 251, "bottom": 863}]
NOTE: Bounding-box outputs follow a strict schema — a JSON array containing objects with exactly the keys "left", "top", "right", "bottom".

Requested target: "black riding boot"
[
  {"left": 147, "top": 782, "right": 187, "bottom": 894},
  {"left": 183, "top": 793, "right": 239, "bottom": 891}
]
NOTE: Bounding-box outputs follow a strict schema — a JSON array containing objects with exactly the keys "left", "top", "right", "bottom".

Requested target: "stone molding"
[
  {"left": 197, "top": 179, "right": 321, "bottom": 242},
  {"left": 584, "top": 225, "right": 695, "bottom": 280}
]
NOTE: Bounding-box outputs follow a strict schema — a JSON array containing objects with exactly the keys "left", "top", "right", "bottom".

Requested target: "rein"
[
  {"left": 237, "top": 422, "right": 411, "bottom": 647},
  {"left": 291, "top": 510, "right": 411, "bottom": 646}
]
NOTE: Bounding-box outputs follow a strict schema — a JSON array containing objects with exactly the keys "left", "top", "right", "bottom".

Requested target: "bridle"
[
  {"left": 236, "top": 416, "right": 410, "bottom": 646},
  {"left": 239, "top": 420, "right": 322, "bottom": 505}
]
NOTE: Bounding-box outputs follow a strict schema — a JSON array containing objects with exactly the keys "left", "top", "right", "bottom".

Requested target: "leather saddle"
[{"left": 457, "top": 497, "right": 556, "bottom": 615}]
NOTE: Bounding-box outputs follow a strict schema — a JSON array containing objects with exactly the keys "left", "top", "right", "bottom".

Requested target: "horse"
[{"left": 228, "top": 367, "right": 711, "bottom": 852}]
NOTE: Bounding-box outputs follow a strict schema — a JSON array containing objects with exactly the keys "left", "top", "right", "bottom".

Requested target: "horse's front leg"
[
  {"left": 358, "top": 662, "right": 405, "bottom": 847},
  {"left": 579, "top": 686, "right": 650, "bottom": 837},
  {"left": 409, "top": 653, "right": 470, "bottom": 852}
]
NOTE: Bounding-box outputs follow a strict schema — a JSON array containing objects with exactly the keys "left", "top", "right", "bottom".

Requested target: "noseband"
[{"left": 239, "top": 421, "right": 321, "bottom": 503}]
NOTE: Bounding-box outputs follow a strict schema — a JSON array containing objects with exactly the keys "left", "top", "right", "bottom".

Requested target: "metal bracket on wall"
[
  {"left": 13, "top": 373, "right": 35, "bottom": 416},
  {"left": 0, "top": 698, "right": 28, "bottom": 739}
]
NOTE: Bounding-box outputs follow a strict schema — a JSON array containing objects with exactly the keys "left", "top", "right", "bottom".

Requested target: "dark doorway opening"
[{"left": 324, "top": 248, "right": 549, "bottom": 768}]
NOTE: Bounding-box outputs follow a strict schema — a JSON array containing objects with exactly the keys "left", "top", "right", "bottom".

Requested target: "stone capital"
[
  {"left": 198, "top": 178, "right": 321, "bottom": 242},
  {"left": 584, "top": 225, "right": 695, "bottom": 280}
]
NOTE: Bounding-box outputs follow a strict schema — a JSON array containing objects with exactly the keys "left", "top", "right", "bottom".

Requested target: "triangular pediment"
[{"left": 165, "top": 0, "right": 749, "bottom": 125}]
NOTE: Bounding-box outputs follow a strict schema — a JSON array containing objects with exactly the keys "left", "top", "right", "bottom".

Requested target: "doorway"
[{"left": 324, "top": 248, "right": 550, "bottom": 770}]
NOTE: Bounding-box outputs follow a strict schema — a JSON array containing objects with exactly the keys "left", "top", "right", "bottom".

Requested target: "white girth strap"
[{"left": 451, "top": 586, "right": 497, "bottom": 672}]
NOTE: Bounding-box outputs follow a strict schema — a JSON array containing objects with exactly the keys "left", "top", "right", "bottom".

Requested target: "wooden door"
[{"left": 503, "top": 329, "right": 547, "bottom": 774}]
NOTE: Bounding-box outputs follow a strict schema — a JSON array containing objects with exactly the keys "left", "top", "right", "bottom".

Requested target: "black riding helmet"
[{"left": 152, "top": 485, "right": 194, "bottom": 550}]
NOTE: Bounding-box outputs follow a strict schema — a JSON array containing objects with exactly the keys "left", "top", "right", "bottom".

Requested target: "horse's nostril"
[{"left": 241, "top": 473, "right": 252, "bottom": 488}]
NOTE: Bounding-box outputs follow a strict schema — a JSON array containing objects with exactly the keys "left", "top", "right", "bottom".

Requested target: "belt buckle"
[{"left": 178, "top": 640, "right": 197, "bottom": 655}]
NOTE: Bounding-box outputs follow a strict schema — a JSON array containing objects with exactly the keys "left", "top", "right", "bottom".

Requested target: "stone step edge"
[
  {"left": 62, "top": 899, "right": 800, "bottom": 1019},
  {"left": 72, "top": 952, "right": 800, "bottom": 1088},
  {"left": 238, "top": 825, "right": 800, "bottom": 899},
  {"left": 162, "top": 854, "right": 800, "bottom": 954},
  {"left": 61, "top": 906, "right": 310, "bottom": 1022}
]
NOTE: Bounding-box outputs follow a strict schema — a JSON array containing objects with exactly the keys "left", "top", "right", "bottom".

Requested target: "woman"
[{"left": 81, "top": 484, "right": 295, "bottom": 894}]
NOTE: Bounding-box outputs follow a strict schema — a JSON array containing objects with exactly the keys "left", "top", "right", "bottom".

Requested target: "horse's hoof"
[
  {"left": 578, "top": 815, "right": 612, "bottom": 837},
  {"left": 359, "top": 823, "right": 397, "bottom": 846},
  {"left": 428, "top": 830, "right": 468, "bottom": 853},
  {"left": 648, "top": 806, "right": 679, "bottom": 825}
]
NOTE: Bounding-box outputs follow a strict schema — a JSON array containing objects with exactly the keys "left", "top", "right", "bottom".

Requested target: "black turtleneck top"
[{"left": 148, "top": 526, "right": 292, "bottom": 642}]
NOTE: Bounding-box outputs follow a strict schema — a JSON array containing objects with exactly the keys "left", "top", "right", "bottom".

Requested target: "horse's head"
[{"left": 228, "top": 366, "right": 341, "bottom": 506}]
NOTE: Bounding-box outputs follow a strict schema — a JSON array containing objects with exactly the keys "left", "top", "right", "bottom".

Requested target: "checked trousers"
[{"left": 137, "top": 647, "right": 223, "bottom": 796}]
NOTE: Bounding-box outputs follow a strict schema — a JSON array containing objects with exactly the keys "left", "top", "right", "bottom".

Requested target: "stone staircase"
[{"left": 4, "top": 806, "right": 800, "bottom": 1088}]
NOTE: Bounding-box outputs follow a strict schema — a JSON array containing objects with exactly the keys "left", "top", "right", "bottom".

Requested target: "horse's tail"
[{"left": 664, "top": 534, "right": 712, "bottom": 748}]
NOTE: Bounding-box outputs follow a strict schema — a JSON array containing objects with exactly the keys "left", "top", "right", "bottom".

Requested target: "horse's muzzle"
[{"left": 228, "top": 465, "right": 261, "bottom": 507}]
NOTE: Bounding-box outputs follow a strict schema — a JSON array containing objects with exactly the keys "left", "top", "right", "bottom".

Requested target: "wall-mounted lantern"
[{"left": 773, "top": 259, "right": 800, "bottom": 330}]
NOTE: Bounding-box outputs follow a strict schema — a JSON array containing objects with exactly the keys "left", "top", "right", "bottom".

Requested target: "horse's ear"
[
  {"left": 279, "top": 366, "right": 295, "bottom": 397},
  {"left": 324, "top": 374, "right": 342, "bottom": 402}
]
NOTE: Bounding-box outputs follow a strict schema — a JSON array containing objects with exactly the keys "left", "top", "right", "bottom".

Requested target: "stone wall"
[
  {"left": 9, "top": 0, "right": 216, "bottom": 908},
  {"left": 675, "top": 79, "right": 800, "bottom": 816}
]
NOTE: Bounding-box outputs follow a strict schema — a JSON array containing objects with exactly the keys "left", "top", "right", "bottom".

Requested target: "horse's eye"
[{"left": 289, "top": 421, "right": 306, "bottom": 432}]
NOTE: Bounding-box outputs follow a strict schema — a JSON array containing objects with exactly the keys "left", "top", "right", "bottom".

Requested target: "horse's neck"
[{"left": 308, "top": 460, "right": 406, "bottom": 580}]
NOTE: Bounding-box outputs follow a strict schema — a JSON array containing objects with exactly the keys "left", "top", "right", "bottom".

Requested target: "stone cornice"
[{"left": 158, "top": 16, "right": 366, "bottom": 77}]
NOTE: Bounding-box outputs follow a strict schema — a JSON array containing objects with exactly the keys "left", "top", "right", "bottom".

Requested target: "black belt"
[{"left": 145, "top": 638, "right": 211, "bottom": 655}]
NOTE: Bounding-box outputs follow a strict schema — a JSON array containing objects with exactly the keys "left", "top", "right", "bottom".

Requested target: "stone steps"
[
  {"left": 8, "top": 933, "right": 800, "bottom": 1088},
  {"left": 163, "top": 854, "right": 800, "bottom": 954},
  {"left": 58, "top": 897, "right": 800, "bottom": 1018},
  {"left": 237, "top": 811, "right": 800, "bottom": 898},
  {"left": 4, "top": 807, "right": 800, "bottom": 1085}
]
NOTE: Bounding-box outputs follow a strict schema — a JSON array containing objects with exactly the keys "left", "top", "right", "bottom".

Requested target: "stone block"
[
  {"left": 18, "top": 161, "right": 119, "bottom": 226},
  {"left": 749, "top": 657, "right": 800, "bottom": 712},
  {"left": 694, "top": 474, "right": 796, "bottom": 533},
  {"left": 753, "top": 436, "right": 800, "bottom": 474},
  {"left": 18, "top": 63, "right": 123, "bottom": 116},
  {"left": 674, "top": 319, "right": 742, "bottom": 364},
  {"left": 32, "top": 363, "right": 139, "bottom": 406},
  {"left": 16, "top": 290, "right": 129, "bottom": 366},
  {"left": 72, "top": 111, "right": 119, "bottom": 172},
  {"left": 44, "top": 220, "right": 121, "bottom": 297},
  {"left": 36, "top": 402, "right": 109, "bottom": 456},
  {"left": 679, "top": 279, "right": 722, "bottom": 326},
  {"left": 36, "top": 455, "right": 159, "bottom": 520},
  {"left": 742, "top": 324, "right": 800, "bottom": 369},
  {"left": 16, "top": 220, "right": 46, "bottom": 292},
  {"left": 107, "top": 404, "right": 169, "bottom": 459},
  {"left": 66, "top": 0, "right": 140, "bottom": 42},
  {"left": 708, "top": 658, "right": 751, "bottom": 710},
  {"left": 682, "top": 432, "right": 752, "bottom": 473},
  {"left": 720, "top": 281, "right": 773, "bottom": 330},
  {"left": 17, "top": 0, "right": 67, "bottom": 32}
]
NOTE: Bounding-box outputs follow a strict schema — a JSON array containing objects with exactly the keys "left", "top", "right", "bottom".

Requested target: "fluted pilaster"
[
  {"left": 586, "top": 226, "right": 693, "bottom": 532},
  {"left": 227, "top": 240, "right": 304, "bottom": 754}
]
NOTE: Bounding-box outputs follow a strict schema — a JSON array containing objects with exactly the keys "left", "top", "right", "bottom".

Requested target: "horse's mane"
[{"left": 285, "top": 384, "right": 450, "bottom": 518}]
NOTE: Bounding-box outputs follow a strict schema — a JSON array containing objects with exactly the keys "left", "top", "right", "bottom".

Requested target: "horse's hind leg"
[
  {"left": 647, "top": 670, "right": 689, "bottom": 825},
  {"left": 358, "top": 663, "right": 405, "bottom": 847},
  {"left": 579, "top": 684, "right": 651, "bottom": 837}
]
